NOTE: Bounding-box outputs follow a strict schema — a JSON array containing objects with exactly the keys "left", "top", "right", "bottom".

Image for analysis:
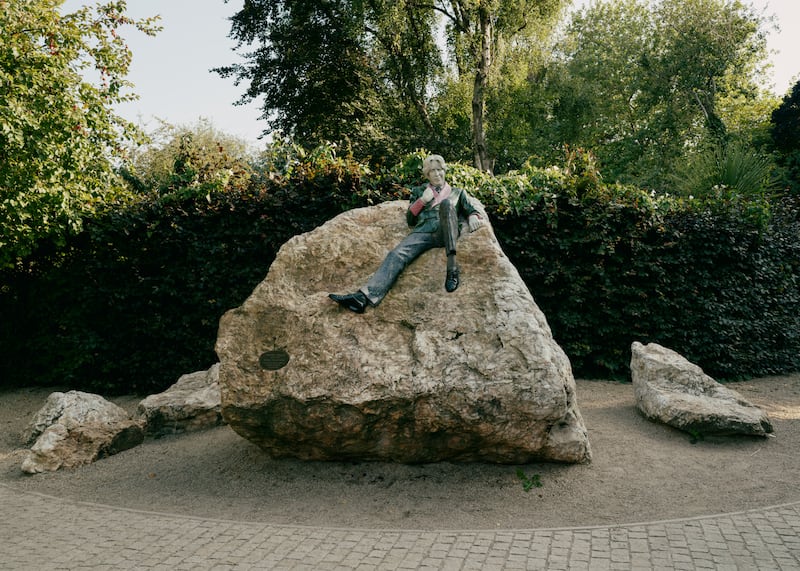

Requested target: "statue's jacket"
[{"left": 405, "top": 184, "right": 480, "bottom": 234}]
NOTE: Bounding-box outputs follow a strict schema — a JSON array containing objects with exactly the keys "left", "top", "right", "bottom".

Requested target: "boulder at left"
[{"left": 22, "top": 391, "right": 144, "bottom": 474}]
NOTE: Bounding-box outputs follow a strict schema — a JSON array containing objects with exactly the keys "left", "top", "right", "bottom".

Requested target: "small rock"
[
  {"left": 136, "top": 363, "right": 223, "bottom": 436},
  {"left": 631, "top": 342, "right": 773, "bottom": 436},
  {"left": 22, "top": 391, "right": 143, "bottom": 474}
]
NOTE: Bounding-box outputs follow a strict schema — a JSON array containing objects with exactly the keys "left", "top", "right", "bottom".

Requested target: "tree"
[
  {"left": 770, "top": 79, "right": 800, "bottom": 194},
  {"left": 647, "top": 0, "right": 768, "bottom": 143},
  {"left": 216, "top": 0, "right": 401, "bottom": 161},
  {"left": 549, "top": 0, "right": 655, "bottom": 178},
  {"left": 364, "top": 0, "right": 439, "bottom": 136},
  {"left": 218, "top": 0, "right": 566, "bottom": 171},
  {"left": 437, "top": 0, "right": 565, "bottom": 172},
  {"left": 544, "top": 0, "right": 771, "bottom": 189},
  {"left": 0, "top": 0, "right": 159, "bottom": 268},
  {"left": 771, "top": 80, "right": 800, "bottom": 155}
]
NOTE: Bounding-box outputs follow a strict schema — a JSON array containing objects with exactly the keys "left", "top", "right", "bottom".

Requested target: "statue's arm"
[
  {"left": 406, "top": 185, "right": 425, "bottom": 227},
  {"left": 458, "top": 189, "right": 484, "bottom": 231},
  {"left": 457, "top": 190, "right": 476, "bottom": 216}
]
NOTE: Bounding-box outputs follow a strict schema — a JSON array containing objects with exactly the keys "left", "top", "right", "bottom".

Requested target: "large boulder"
[
  {"left": 216, "top": 201, "right": 591, "bottom": 464},
  {"left": 631, "top": 341, "right": 773, "bottom": 436},
  {"left": 22, "top": 391, "right": 144, "bottom": 474},
  {"left": 136, "top": 363, "right": 224, "bottom": 436}
]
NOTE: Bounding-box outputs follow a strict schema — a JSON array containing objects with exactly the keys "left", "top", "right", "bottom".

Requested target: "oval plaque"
[{"left": 259, "top": 350, "right": 290, "bottom": 371}]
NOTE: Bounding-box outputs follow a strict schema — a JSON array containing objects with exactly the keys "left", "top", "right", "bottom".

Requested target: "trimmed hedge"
[
  {"left": 490, "top": 192, "right": 800, "bottom": 380},
  {"left": 1, "top": 154, "right": 798, "bottom": 393},
  {"left": 0, "top": 157, "right": 397, "bottom": 393}
]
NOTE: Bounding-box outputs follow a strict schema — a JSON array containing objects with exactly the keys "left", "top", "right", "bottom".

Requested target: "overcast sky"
[{"left": 62, "top": 0, "right": 800, "bottom": 148}]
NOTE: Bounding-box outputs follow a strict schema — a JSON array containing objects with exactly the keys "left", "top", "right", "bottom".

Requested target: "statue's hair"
[{"left": 422, "top": 154, "right": 446, "bottom": 175}]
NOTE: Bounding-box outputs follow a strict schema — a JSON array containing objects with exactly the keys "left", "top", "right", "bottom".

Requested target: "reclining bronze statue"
[{"left": 329, "top": 154, "right": 484, "bottom": 313}]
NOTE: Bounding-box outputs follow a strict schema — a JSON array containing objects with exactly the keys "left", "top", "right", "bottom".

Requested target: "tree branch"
[{"left": 407, "top": 0, "right": 465, "bottom": 31}]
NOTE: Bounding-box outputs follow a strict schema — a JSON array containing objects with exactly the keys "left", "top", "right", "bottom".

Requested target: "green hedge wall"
[
  {"left": 0, "top": 159, "right": 397, "bottom": 393},
  {"left": 1, "top": 156, "right": 798, "bottom": 393},
  {"left": 490, "top": 194, "right": 800, "bottom": 380}
]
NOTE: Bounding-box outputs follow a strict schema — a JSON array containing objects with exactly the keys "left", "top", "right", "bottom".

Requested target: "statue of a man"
[{"left": 329, "top": 154, "right": 485, "bottom": 313}]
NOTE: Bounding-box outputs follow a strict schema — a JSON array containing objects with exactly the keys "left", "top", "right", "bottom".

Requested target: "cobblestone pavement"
[{"left": 2, "top": 484, "right": 799, "bottom": 570}]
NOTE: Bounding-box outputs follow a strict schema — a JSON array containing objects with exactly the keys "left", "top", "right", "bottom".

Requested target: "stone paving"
[{"left": 2, "top": 484, "right": 799, "bottom": 570}]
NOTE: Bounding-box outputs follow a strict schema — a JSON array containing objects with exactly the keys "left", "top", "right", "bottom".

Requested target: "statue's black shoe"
[
  {"left": 329, "top": 292, "right": 369, "bottom": 313},
  {"left": 445, "top": 267, "right": 460, "bottom": 292}
]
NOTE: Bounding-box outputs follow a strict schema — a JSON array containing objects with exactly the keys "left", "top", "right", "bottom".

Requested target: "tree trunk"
[
  {"left": 412, "top": 96, "right": 436, "bottom": 135},
  {"left": 693, "top": 86, "right": 727, "bottom": 143},
  {"left": 471, "top": 5, "right": 493, "bottom": 173}
]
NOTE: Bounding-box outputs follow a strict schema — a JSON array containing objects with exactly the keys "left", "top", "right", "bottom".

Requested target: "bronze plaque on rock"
[{"left": 259, "top": 350, "right": 290, "bottom": 370}]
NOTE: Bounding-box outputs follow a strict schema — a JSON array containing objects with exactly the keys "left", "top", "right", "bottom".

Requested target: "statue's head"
[
  {"left": 422, "top": 154, "right": 447, "bottom": 187},
  {"left": 422, "top": 154, "right": 446, "bottom": 176}
]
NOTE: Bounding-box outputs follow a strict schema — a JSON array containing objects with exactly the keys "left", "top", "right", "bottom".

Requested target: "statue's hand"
[
  {"left": 421, "top": 187, "right": 435, "bottom": 203},
  {"left": 468, "top": 214, "right": 484, "bottom": 232}
]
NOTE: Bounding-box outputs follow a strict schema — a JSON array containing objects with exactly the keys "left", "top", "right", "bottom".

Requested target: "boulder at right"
[{"left": 630, "top": 341, "right": 773, "bottom": 436}]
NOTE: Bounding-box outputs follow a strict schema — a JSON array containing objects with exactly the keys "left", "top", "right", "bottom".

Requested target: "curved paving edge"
[{"left": 2, "top": 484, "right": 799, "bottom": 570}]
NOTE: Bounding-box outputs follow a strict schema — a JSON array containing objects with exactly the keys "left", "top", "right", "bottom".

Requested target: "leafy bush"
[
  {"left": 121, "top": 119, "right": 255, "bottom": 196},
  {"left": 673, "top": 140, "right": 777, "bottom": 200},
  {"left": 770, "top": 80, "right": 800, "bottom": 195}
]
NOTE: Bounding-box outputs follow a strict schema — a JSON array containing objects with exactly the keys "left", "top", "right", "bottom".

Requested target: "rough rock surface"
[
  {"left": 216, "top": 201, "right": 591, "bottom": 464},
  {"left": 631, "top": 341, "right": 773, "bottom": 436},
  {"left": 22, "top": 391, "right": 144, "bottom": 473},
  {"left": 137, "top": 363, "right": 223, "bottom": 436}
]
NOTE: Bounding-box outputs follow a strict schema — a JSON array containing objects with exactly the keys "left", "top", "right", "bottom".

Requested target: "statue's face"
[{"left": 426, "top": 164, "right": 446, "bottom": 187}]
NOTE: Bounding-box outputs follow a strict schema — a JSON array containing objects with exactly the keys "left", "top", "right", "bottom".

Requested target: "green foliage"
[
  {"left": 773, "top": 151, "right": 800, "bottom": 196},
  {"left": 516, "top": 469, "right": 543, "bottom": 492},
  {"left": 0, "top": 0, "right": 159, "bottom": 269},
  {"left": 122, "top": 119, "right": 255, "bottom": 198},
  {"left": 439, "top": 0, "right": 568, "bottom": 170},
  {"left": 771, "top": 80, "right": 800, "bottom": 154},
  {"left": 532, "top": 0, "right": 774, "bottom": 189},
  {"left": 770, "top": 80, "right": 800, "bottom": 194},
  {"left": 673, "top": 140, "right": 777, "bottom": 201},
  {"left": 426, "top": 79, "right": 475, "bottom": 165},
  {"left": 688, "top": 429, "right": 704, "bottom": 444}
]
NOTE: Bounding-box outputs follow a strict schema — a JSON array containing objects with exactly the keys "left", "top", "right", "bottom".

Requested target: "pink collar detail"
[{"left": 429, "top": 182, "right": 452, "bottom": 206}]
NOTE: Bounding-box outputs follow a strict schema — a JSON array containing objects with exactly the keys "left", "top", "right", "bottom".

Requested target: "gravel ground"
[{"left": 1, "top": 376, "right": 798, "bottom": 530}]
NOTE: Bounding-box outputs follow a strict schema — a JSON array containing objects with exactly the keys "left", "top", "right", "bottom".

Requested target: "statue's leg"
[
  {"left": 438, "top": 198, "right": 459, "bottom": 256},
  {"left": 438, "top": 199, "right": 461, "bottom": 292},
  {"left": 360, "top": 232, "right": 437, "bottom": 306}
]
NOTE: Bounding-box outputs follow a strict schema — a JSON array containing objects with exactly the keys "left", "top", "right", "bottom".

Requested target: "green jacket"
[{"left": 405, "top": 184, "right": 480, "bottom": 233}]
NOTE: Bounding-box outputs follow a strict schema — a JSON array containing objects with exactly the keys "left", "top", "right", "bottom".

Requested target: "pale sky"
[{"left": 62, "top": 0, "right": 799, "bottom": 148}]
